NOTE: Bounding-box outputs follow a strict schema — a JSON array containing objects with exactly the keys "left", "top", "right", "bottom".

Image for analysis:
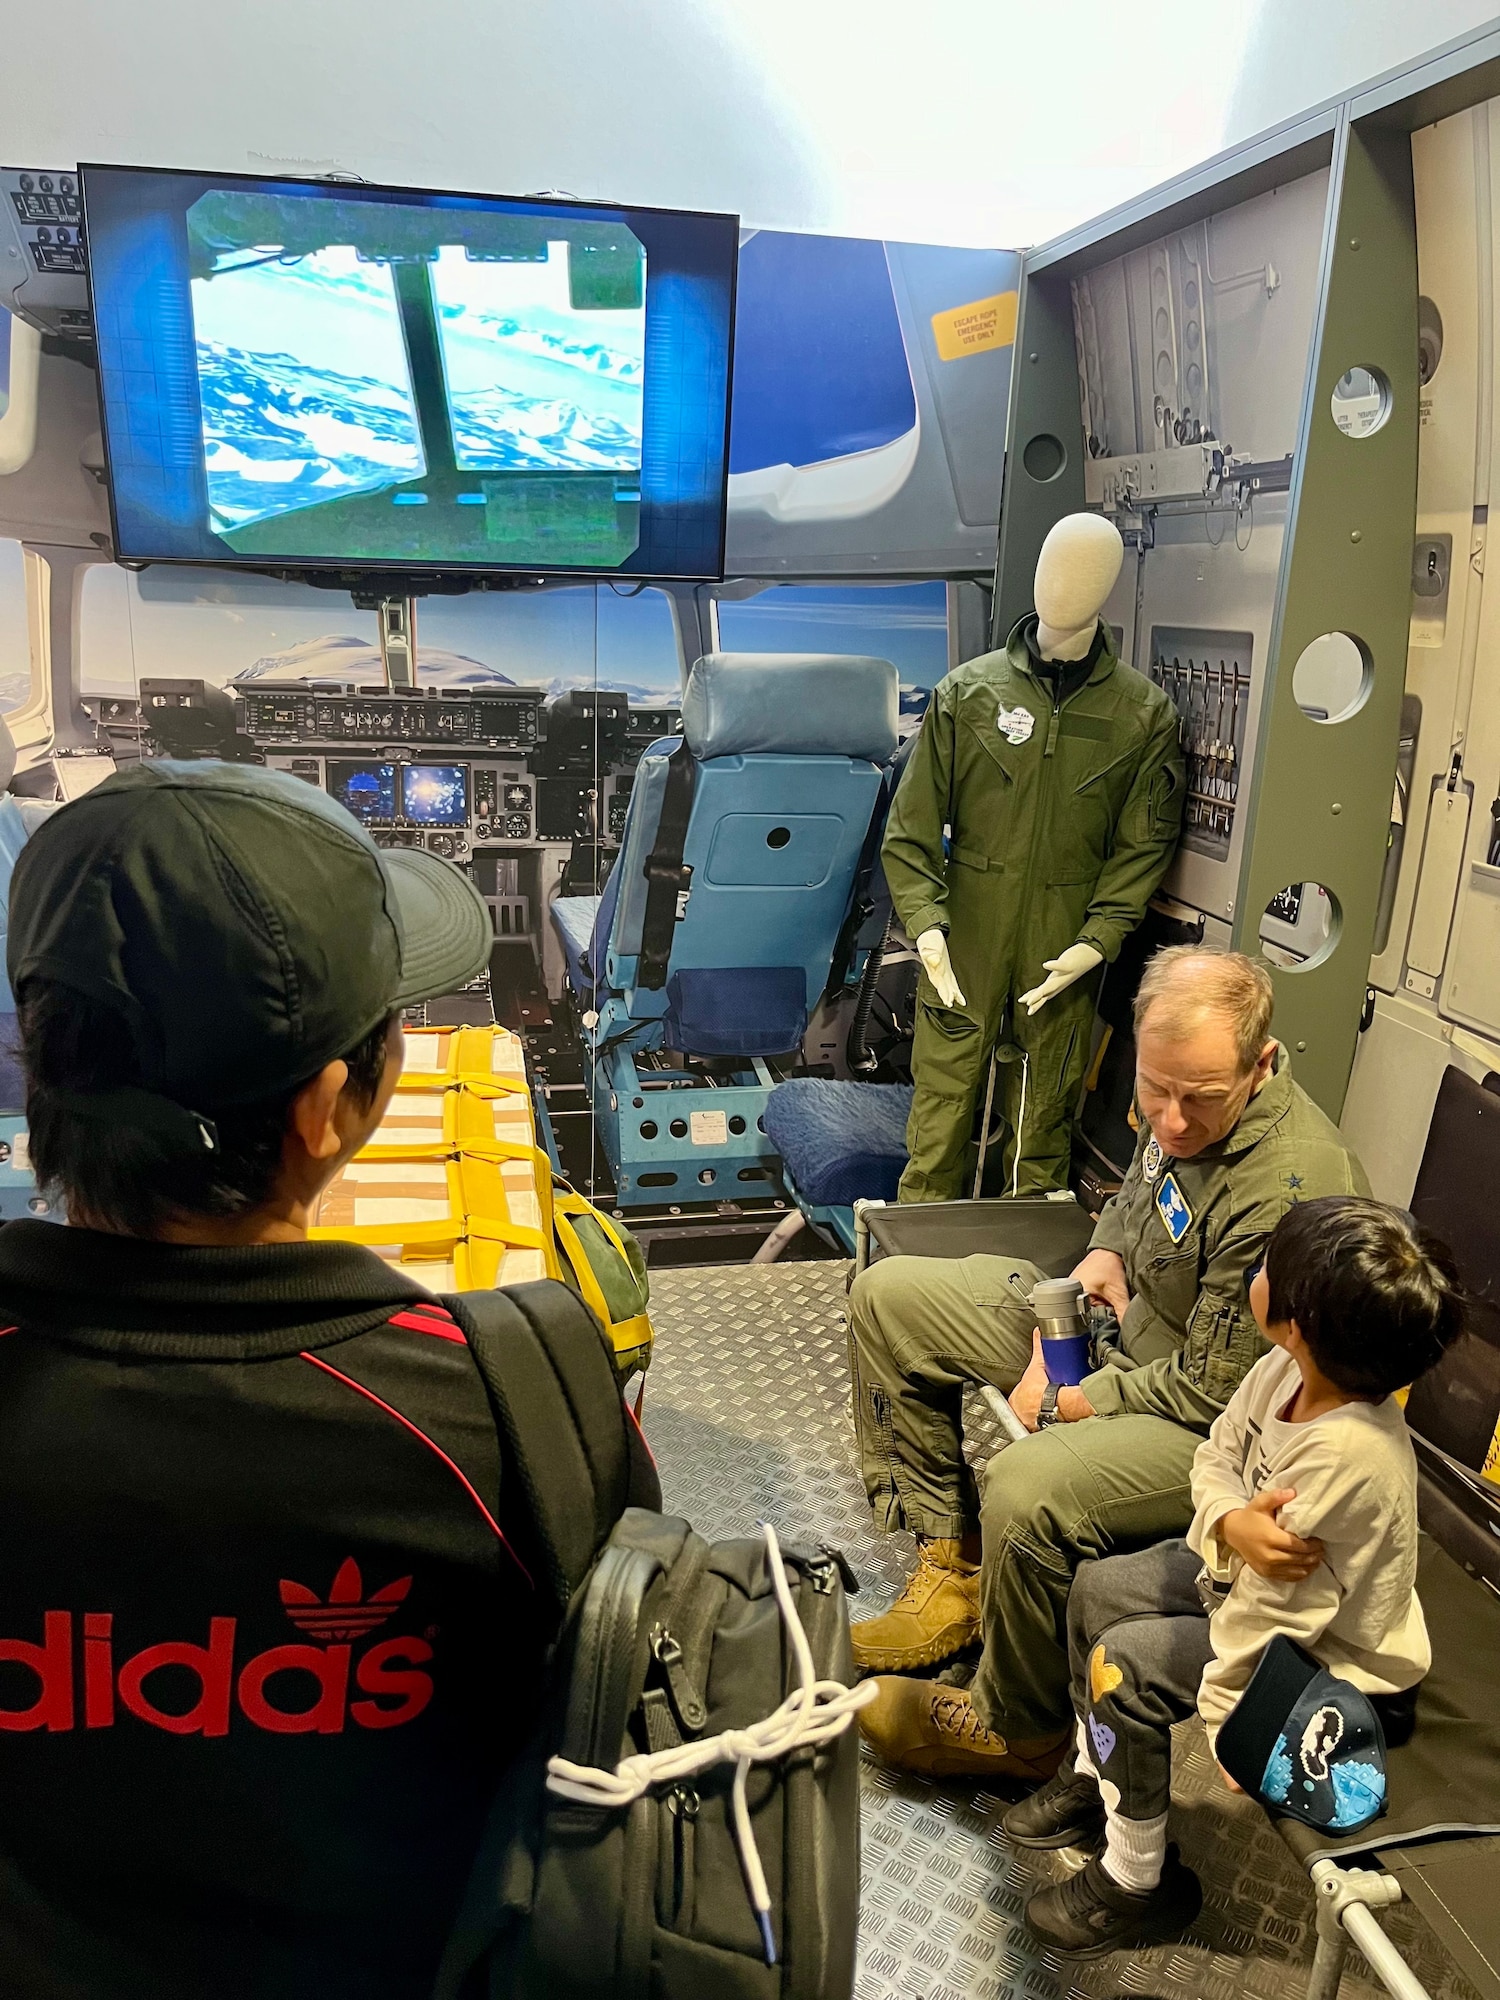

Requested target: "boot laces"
[
  {"left": 932, "top": 1690, "right": 1005, "bottom": 1749},
  {"left": 900, "top": 1542, "right": 973, "bottom": 1606}
]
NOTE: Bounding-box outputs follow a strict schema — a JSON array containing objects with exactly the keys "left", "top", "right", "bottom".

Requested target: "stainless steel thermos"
[{"left": 1031, "top": 1276, "right": 1093, "bottom": 1386}]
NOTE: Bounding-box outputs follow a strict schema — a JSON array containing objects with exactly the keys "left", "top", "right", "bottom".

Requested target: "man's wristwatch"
[{"left": 1036, "top": 1384, "right": 1062, "bottom": 1429}]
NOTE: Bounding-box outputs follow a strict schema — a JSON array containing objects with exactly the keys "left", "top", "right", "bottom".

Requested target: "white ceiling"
[{"left": 6, "top": 0, "right": 1499, "bottom": 248}]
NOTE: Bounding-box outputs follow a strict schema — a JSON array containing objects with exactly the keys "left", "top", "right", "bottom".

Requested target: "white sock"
[
  {"left": 1101, "top": 1808, "right": 1168, "bottom": 1894},
  {"left": 1076, "top": 1717, "right": 1168, "bottom": 1891}
]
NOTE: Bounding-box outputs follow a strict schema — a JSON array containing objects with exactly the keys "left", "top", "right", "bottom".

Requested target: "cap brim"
[{"left": 381, "top": 848, "right": 493, "bottom": 1007}]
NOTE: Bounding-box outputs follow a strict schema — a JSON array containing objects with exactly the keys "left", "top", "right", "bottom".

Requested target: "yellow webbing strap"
[
  {"left": 308, "top": 1215, "right": 549, "bottom": 1253},
  {"left": 355, "top": 1141, "right": 455, "bottom": 1163},
  {"left": 608, "top": 1312, "right": 654, "bottom": 1354},
  {"left": 551, "top": 1205, "right": 614, "bottom": 1329}
]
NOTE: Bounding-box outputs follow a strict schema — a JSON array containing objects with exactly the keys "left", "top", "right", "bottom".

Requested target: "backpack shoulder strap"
[
  {"left": 636, "top": 737, "right": 698, "bottom": 990},
  {"left": 444, "top": 1279, "right": 661, "bottom": 1620}
]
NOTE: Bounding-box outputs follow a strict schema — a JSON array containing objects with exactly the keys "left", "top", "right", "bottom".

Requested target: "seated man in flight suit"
[
  {"left": 0, "top": 760, "right": 651, "bottom": 2000},
  {"left": 850, "top": 945, "right": 1370, "bottom": 1779}
]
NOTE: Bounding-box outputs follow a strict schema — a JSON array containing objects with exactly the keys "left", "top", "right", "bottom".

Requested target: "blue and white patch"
[{"left": 1155, "top": 1172, "right": 1193, "bottom": 1243}]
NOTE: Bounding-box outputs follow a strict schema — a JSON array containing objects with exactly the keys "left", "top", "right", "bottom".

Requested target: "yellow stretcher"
[{"left": 311, "top": 1025, "right": 653, "bottom": 1381}]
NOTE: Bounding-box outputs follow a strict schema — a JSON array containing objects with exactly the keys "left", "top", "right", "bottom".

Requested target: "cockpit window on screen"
[{"left": 82, "top": 168, "right": 736, "bottom": 579}]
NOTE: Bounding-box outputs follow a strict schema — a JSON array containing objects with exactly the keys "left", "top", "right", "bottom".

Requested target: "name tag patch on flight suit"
[
  {"left": 996, "top": 703, "right": 1035, "bottom": 746},
  {"left": 1155, "top": 1172, "right": 1193, "bottom": 1243}
]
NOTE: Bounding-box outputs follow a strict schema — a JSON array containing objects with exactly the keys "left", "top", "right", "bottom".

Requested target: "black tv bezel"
[{"left": 79, "top": 160, "right": 739, "bottom": 588}]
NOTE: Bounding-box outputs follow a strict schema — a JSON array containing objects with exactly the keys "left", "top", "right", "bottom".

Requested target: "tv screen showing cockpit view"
[{"left": 81, "top": 165, "right": 738, "bottom": 578}]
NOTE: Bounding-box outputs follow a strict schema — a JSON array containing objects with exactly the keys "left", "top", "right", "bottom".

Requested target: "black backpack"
[{"left": 438, "top": 1281, "right": 864, "bottom": 2000}]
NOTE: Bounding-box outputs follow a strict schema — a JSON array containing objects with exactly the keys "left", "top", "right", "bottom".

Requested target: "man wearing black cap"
[{"left": 0, "top": 760, "right": 629, "bottom": 1999}]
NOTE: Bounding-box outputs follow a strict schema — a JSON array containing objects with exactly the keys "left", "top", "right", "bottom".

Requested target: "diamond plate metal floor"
[{"left": 640, "top": 1262, "right": 1481, "bottom": 2000}]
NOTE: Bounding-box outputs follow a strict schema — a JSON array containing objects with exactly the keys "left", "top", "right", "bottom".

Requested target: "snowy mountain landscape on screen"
[{"left": 192, "top": 244, "right": 645, "bottom": 533}]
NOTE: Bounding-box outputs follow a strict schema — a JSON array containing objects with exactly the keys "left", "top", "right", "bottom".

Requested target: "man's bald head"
[{"left": 1131, "top": 947, "right": 1278, "bottom": 1159}]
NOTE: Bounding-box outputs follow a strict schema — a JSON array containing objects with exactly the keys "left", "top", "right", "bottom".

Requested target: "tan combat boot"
[
  {"left": 849, "top": 1539, "right": 981, "bottom": 1671},
  {"left": 858, "top": 1677, "right": 1069, "bottom": 1781}
]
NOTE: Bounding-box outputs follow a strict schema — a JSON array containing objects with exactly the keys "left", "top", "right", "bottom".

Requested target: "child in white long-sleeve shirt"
[{"left": 1009, "top": 1194, "right": 1464, "bottom": 1959}]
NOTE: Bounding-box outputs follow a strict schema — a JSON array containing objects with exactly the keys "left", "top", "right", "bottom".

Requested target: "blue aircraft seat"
[
  {"left": 552, "top": 890, "right": 604, "bottom": 1002},
  {"left": 552, "top": 651, "right": 899, "bottom": 1055},
  {"left": 763, "top": 1078, "right": 912, "bottom": 1206}
]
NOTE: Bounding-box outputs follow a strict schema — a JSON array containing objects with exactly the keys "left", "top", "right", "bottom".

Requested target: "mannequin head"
[{"left": 1033, "top": 513, "right": 1124, "bottom": 661}]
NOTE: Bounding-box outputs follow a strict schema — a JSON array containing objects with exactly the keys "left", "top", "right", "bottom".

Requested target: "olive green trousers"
[
  {"left": 848, "top": 1252, "right": 1199, "bottom": 1740},
  {"left": 897, "top": 969, "right": 1098, "bottom": 1205}
]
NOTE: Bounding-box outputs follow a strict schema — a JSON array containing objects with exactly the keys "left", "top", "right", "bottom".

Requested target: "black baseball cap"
[
  {"left": 1216, "top": 1635, "right": 1389, "bottom": 1835},
  {"left": 7, "top": 759, "right": 492, "bottom": 1120}
]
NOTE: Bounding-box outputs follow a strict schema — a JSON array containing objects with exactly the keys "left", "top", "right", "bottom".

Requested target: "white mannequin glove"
[
  {"left": 916, "top": 928, "right": 966, "bottom": 1009},
  {"left": 1018, "top": 942, "right": 1104, "bottom": 1016}
]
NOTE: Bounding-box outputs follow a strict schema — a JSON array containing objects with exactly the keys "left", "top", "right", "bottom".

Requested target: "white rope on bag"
[
  {"left": 1010, "top": 1050, "right": 1030, "bottom": 1199},
  {"left": 545, "top": 1522, "right": 876, "bottom": 1966}
]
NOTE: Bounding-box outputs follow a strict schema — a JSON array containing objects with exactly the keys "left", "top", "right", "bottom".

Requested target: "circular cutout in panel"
[
  {"left": 1184, "top": 278, "right": 1199, "bottom": 311},
  {"left": 1291, "top": 631, "right": 1371, "bottom": 723},
  {"left": 1259, "top": 882, "right": 1340, "bottom": 972},
  {"left": 1330, "top": 365, "right": 1392, "bottom": 438},
  {"left": 1022, "top": 433, "right": 1065, "bottom": 482},
  {"left": 1418, "top": 295, "right": 1444, "bottom": 386}
]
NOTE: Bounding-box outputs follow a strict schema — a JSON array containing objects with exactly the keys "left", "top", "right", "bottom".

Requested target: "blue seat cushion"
[
  {"left": 0, "top": 1013, "right": 22, "bottom": 1114},
  {"left": 763, "top": 1079, "right": 913, "bottom": 1206},
  {"left": 664, "top": 966, "right": 807, "bottom": 1057},
  {"left": 551, "top": 894, "right": 604, "bottom": 1000}
]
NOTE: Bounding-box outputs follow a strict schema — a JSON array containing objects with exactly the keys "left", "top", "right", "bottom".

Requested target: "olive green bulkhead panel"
[
  {"left": 991, "top": 272, "right": 1086, "bottom": 643},
  {"left": 1233, "top": 119, "right": 1419, "bottom": 1114},
  {"left": 991, "top": 117, "right": 1418, "bottom": 1121}
]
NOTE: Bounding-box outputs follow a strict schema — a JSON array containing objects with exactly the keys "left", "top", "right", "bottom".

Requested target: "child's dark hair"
[
  {"left": 19, "top": 980, "right": 395, "bottom": 1238},
  {"left": 1264, "top": 1194, "right": 1465, "bottom": 1397}
]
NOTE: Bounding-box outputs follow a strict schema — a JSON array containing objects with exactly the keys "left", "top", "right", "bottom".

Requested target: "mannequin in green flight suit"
[{"left": 884, "top": 514, "right": 1185, "bottom": 1200}]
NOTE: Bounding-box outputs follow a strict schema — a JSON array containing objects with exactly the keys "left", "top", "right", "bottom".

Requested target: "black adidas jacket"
[{"left": 0, "top": 1221, "right": 621, "bottom": 2000}]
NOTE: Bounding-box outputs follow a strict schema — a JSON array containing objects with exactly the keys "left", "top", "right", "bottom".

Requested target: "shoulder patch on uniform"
[{"left": 1156, "top": 1172, "right": 1193, "bottom": 1243}]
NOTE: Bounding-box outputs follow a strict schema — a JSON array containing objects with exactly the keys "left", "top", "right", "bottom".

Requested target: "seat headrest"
[{"left": 682, "top": 653, "right": 899, "bottom": 764}]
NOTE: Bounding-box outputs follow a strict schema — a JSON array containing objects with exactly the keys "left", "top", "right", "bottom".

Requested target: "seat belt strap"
[{"left": 636, "top": 738, "right": 697, "bottom": 990}]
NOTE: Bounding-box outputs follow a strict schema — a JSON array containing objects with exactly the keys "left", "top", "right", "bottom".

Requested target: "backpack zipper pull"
[
  {"left": 810, "top": 1544, "right": 860, "bottom": 1595},
  {"left": 651, "top": 1625, "right": 708, "bottom": 1735}
]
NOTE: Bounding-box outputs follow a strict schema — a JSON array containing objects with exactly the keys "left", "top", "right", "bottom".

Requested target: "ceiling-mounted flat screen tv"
[{"left": 81, "top": 165, "right": 738, "bottom": 580}]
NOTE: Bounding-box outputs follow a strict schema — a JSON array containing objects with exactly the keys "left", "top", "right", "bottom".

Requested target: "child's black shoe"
[
  {"left": 1023, "top": 1845, "right": 1202, "bottom": 1957},
  {"left": 1002, "top": 1767, "right": 1106, "bottom": 1850}
]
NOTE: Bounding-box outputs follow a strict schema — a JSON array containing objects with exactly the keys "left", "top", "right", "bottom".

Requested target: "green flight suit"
[
  {"left": 847, "top": 1046, "right": 1371, "bottom": 1737},
  {"left": 882, "top": 617, "right": 1185, "bottom": 1201}
]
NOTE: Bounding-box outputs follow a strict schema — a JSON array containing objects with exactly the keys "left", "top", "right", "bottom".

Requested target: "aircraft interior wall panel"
[
  {"left": 1075, "top": 170, "right": 1330, "bottom": 946},
  {"left": 1338, "top": 989, "right": 1498, "bottom": 1207},
  {"left": 0, "top": 344, "right": 109, "bottom": 550},
  {"left": 1438, "top": 94, "right": 1500, "bottom": 1043},
  {"left": 1074, "top": 171, "right": 1328, "bottom": 475},
  {"left": 1196, "top": 171, "right": 1330, "bottom": 464},
  {"left": 1372, "top": 106, "right": 1486, "bottom": 995},
  {"left": 1131, "top": 503, "right": 1289, "bottom": 924}
]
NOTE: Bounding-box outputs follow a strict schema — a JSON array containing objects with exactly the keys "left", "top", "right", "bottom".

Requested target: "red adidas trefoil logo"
[
  {"left": 279, "top": 1559, "right": 411, "bottom": 1643},
  {"left": 0, "top": 1561, "right": 436, "bottom": 1736}
]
